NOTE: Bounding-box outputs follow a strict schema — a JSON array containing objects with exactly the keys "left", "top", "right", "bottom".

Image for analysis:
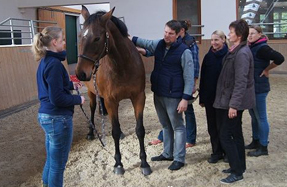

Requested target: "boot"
[
  {"left": 245, "top": 139, "right": 259, "bottom": 149},
  {"left": 247, "top": 144, "right": 268, "bottom": 157}
]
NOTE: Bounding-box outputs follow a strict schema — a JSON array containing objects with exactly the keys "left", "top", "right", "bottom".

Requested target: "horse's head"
[{"left": 76, "top": 5, "right": 115, "bottom": 81}]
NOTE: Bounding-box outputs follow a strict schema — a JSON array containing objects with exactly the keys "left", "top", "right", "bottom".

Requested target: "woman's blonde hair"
[
  {"left": 31, "top": 26, "right": 62, "bottom": 61},
  {"left": 212, "top": 30, "right": 229, "bottom": 48}
]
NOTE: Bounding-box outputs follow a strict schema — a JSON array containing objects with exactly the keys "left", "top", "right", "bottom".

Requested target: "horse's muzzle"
[{"left": 76, "top": 71, "right": 91, "bottom": 81}]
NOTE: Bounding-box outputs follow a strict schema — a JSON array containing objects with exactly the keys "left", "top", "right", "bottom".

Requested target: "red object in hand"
[{"left": 70, "top": 75, "right": 80, "bottom": 83}]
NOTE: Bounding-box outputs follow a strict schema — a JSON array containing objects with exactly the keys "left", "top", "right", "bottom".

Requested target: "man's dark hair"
[
  {"left": 166, "top": 20, "right": 181, "bottom": 34},
  {"left": 229, "top": 19, "right": 249, "bottom": 42}
]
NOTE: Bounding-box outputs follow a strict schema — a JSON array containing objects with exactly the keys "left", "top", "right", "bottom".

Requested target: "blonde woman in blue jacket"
[{"left": 32, "top": 26, "right": 85, "bottom": 187}]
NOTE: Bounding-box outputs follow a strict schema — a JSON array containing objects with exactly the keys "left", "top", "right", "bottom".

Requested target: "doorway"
[{"left": 65, "top": 15, "right": 78, "bottom": 65}]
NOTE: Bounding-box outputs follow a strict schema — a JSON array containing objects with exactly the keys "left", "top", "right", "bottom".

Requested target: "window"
[
  {"left": 238, "top": 0, "right": 287, "bottom": 39},
  {"left": 173, "top": 0, "right": 202, "bottom": 42},
  {"left": 0, "top": 30, "right": 22, "bottom": 45}
]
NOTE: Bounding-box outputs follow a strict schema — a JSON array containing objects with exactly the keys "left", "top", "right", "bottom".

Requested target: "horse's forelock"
[{"left": 85, "top": 10, "right": 128, "bottom": 37}]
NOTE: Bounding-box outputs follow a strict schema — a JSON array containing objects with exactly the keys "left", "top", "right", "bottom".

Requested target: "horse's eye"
[{"left": 94, "top": 37, "right": 100, "bottom": 42}]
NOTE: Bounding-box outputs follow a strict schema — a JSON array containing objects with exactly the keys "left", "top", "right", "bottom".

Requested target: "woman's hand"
[
  {"left": 73, "top": 82, "right": 83, "bottom": 90},
  {"left": 80, "top": 96, "right": 85, "bottom": 105},
  {"left": 228, "top": 107, "right": 237, "bottom": 119},
  {"left": 260, "top": 69, "right": 269, "bottom": 77}
]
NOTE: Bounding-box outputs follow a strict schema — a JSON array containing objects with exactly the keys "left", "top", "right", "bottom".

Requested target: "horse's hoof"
[
  {"left": 86, "top": 134, "right": 95, "bottom": 140},
  {"left": 113, "top": 165, "right": 125, "bottom": 175},
  {"left": 141, "top": 167, "right": 152, "bottom": 176},
  {"left": 120, "top": 132, "right": 125, "bottom": 140}
]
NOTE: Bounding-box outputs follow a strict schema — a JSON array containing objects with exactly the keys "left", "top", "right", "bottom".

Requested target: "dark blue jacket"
[
  {"left": 37, "top": 50, "right": 81, "bottom": 116},
  {"left": 199, "top": 44, "right": 228, "bottom": 104},
  {"left": 250, "top": 40, "right": 270, "bottom": 93},
  {"left": 151, "top": 38, "right": 188, "bottom": 98},
  {"left": 182, "top": 33, "right": 200, "bottom": 79}
]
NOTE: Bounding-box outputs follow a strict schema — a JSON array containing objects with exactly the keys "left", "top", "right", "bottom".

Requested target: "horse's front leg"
[
  {"left": 86, "top": 91, "right": 96, "bottom": 140},
  {"left": 132, "top": 92, "right": 152, "bottom": 175},
  {"left": 105, "top": 100, "right": 124, "bottom": 175}
]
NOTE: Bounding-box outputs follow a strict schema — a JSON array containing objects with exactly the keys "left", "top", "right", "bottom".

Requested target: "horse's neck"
[{"left": 107, "top": 27, "right": 131, "bottom": 66}]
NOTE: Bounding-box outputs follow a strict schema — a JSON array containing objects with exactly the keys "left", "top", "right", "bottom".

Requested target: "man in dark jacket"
[{"left": 130, "top": 20, "right": 194, "bottom": 170}]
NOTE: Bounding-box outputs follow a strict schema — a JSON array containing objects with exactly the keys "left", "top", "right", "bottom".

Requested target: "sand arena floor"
[{"left": 0, "top": 74, "right": 287, "bottom": 187}]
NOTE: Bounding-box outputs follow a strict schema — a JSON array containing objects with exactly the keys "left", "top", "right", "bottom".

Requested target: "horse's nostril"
[
  {"left": 81, "top": 72, "right": 86, "bottom": 81},
  {"left": 77, "top": 72, "right": 86, "bottom": 81}
]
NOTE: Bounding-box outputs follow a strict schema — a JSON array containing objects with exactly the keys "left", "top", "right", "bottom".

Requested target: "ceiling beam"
[{"left": 17, "top": 0, "right": 109, "bottom": 8}]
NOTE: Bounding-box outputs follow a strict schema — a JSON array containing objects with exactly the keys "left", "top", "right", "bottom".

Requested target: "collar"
[{"left": 46, "top": 50, "right": 67, "bottom": 61}]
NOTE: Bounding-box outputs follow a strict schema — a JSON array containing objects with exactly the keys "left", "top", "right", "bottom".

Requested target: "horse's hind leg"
[
  {"left": 131, "top": 91, "right": 152, "bottom": 175},
  {"left": 86, "top": 91, "right": 96, "bottom": 140},
  {"left": 105, "top": 100, "right": 125, "bottom": 174}
]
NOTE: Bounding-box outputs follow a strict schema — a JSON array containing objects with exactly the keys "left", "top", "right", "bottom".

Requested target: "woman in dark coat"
[
  {"left": 213, "top": 19, "right": 255, "bottom": 184},
  {"left": 199, "top": 30, "right": 228, "bottom": 164}
]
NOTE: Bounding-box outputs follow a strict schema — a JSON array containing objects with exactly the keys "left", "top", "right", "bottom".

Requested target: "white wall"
[
  {"left": 3, "top": 0, "right": 238, "bottom": 41},
  {"left": 66, "top": 0, "right": 173, "bottom": 39},
  {"left": 201, "top": 0, "right": 237, "bottom": 39},
  {"left": 0, "top": 0, "right": 37, "bottom": 22},
  {"left": 0, "top": 0, "right": 37, "bottom": 44},
  {"left": 17, "top": 0, "right": 97, "bottom": 8},
  {"left": 65, "top": 4, "right": 110, "bottom": 25},
  {"left": 110, "top": 0, "right": 173, "bottom": 39}
]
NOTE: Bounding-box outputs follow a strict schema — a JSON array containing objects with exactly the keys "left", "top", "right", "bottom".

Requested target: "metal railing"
[
  {"left": 0, "top": 17, "right": 57, "bottom": 45},
  {"left": 250, "top": 22, "right": 287, "bottom": 37},
  {"left": 189, "top": 24, "right": 205, "bottom": 37}
]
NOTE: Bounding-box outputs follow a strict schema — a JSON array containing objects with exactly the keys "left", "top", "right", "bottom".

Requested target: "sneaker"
[
  {"left": 245, "top": 139, "right": 260, "bottom": 149},
  {"left": 168, "top": 161, "right": 185, "bottom": 170},
  {"left": 148, "top": 139, "right": 162, "bottom": 145},
  {"left": 151, "top": 154, "right": 173, "bottom": 161},
  {"left": 247, "top": 144, "right": 268, "bottom": 157},
  {"left": 220, "top": 174, "right": 243, "bottom": 184}
]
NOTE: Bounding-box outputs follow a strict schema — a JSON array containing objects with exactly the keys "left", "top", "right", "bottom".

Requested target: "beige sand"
[{"left": 1, "top": 74, "right": 287, "bottom": 187}]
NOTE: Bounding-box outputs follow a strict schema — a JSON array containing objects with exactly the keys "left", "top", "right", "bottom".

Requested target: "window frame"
[
  {"left": 173, "top": 0, "right": 202, "bottom": 43},
  {"left": 237, "top": 0, "right": 287, "bottom": 42}
]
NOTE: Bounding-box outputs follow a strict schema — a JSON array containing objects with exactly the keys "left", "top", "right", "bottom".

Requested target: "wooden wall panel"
[
  {"left": 0, "top": 46, "right": 38, "bottom": 111},
  {"left": 268, "top": 42, "right": 287, "bottom": 73},
  {"left": 37, "top": 8, "right": 69, "bottom": 71},
  {"left": 37, "top": 9, "right": 65, "bottom": 33}
]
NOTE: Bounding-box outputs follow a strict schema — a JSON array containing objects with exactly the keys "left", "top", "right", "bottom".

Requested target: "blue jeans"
[
  {"left": 38, "top": 113, "right": 73, "bottom": 187},
  {"left": 185, "top": 104, "right": 197, "bottom": 144},
  {"left": 154, "top": 94, "right": 186, "bottom": 163},
  {"left": 157, "top": 104, "right": 196, "bottom": 144},
  {"left": 248, "top": 92, "right": 269, "bottom": 146}
]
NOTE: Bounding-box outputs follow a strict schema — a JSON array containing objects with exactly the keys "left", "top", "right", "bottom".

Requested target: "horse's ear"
[
  {"left": 101, "top": 7, "right": 115, "bottom": 24},
  {"left": 81, "top": 5, "right": 90, "bottom": 21}
]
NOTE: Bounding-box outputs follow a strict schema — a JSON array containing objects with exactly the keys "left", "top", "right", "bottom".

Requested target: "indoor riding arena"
[{"left": 1, "top": 0, "right": 287, "bottom": 187}]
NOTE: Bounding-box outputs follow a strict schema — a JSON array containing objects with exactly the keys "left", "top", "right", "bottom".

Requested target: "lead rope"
[
  {"left": 93, "top": 74, "right": 106, "bottom": 146},
  {"left": 75, "top": 87, "right": 106, "bottom": 147}
]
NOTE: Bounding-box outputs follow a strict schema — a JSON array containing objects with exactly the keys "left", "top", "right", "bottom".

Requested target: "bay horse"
[{"left": 75, "top": 6, "right": 152, "bottom": 176}]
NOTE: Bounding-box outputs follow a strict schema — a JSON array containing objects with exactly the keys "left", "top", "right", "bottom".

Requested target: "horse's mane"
[{"left": 85, "top": 11, "right": 128, "bottom": 37}]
